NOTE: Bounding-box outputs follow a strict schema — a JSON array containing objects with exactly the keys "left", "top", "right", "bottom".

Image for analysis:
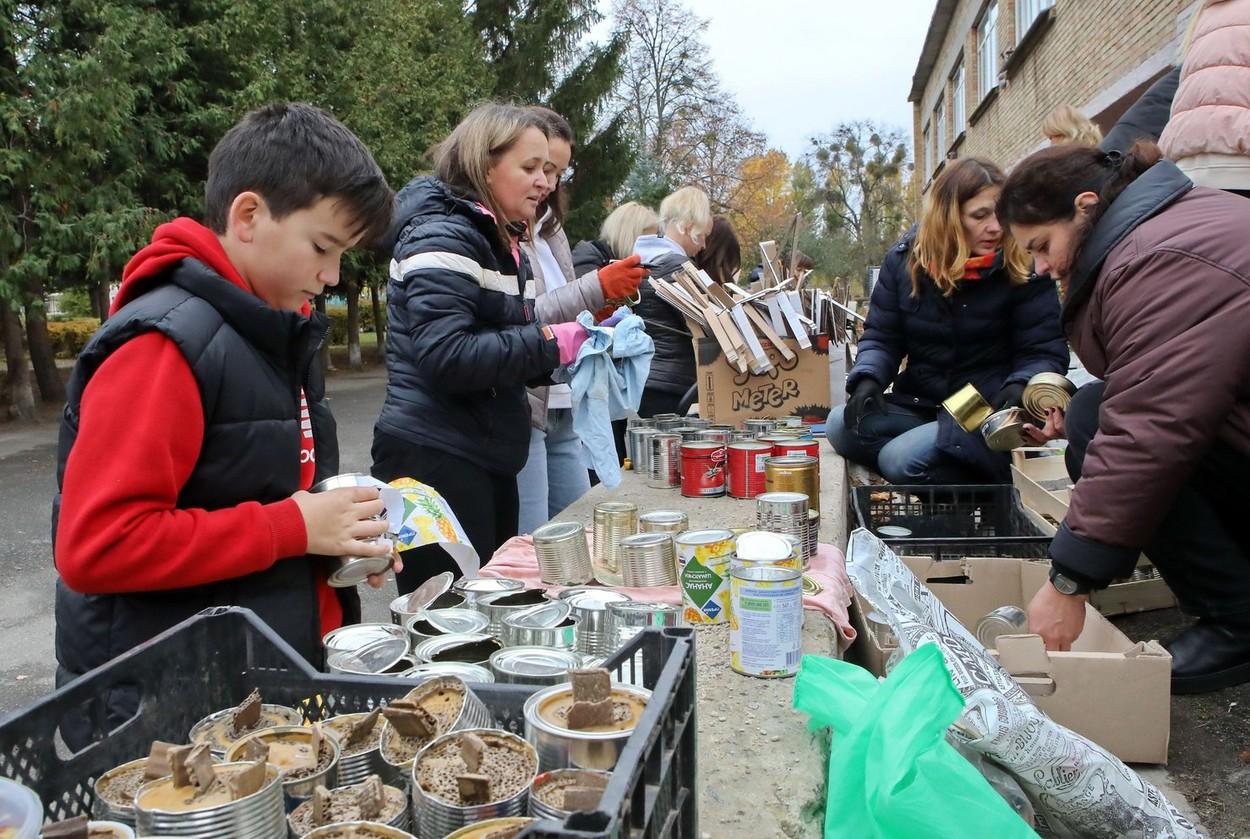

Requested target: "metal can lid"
[
  {"left": 329, "top": 636, "right": 408, "bottom": 675},
  {"left": 729, "top": 441, "right": 772, "bottom": 451},
  {"left": 506, "top": 600, "right": 572, "bottom": 628},
  {"left": 328, "top": 554, "right": 394, "bottom": 588},
  {"left": 975, "top": 606, "right": 1028, "bottom": 646},
  {"left": 675, "top": 528, "right": 735, "bottom": 546},
  {"left": 594, "top": 501, "right": 639, "bottom": 514},
  {"left": 680, "top": 441, "right": 724, "bottom": 453},
  {"left": 533, "top": 521, "right": 586, "bottom": 542},
  {"left": 765, "top": 454, "right": 818, "bottom": 467},
  {"left": 619, "top": 533, "right": 673, "bottom": 547},
  {"left": 560, "top": 589, "right": 632, "bottom": 610},
  {"left": 757, "top": 491, "right": 809, "bottom": 504},
  {"left": 453, "top": 577, "right": 524, "bottom": 595},
  {"left": 392, "top": 571, "right": 454, "bottom": 615},
  {"left": 423, "top": 607, "right": 491, "bottom": 635},
  {"left": 490, "top": 647, "right": 582, "bottom": 678},
  {"left": 323, "top": 622, "right": 405, "bottom": 654},
  {"left": 877, "top": 525, "right": 913, "bottom": 537},
  {"left": 639, "top": 510, "right": 686, "bottom": 523},
  {"left": 413, "top": 633, "right": 500, "bottom": 662},
  {"left": 310, "top": 472, "right": 387, "bottom": 493}
]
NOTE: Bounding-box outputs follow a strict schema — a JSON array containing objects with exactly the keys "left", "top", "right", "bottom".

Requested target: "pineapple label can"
[
  {"left": 675, "top": 529, "right": 735, "bottom": 625},
  {"left": 730, "top": 565, "right": 803, "bottom": 678}
]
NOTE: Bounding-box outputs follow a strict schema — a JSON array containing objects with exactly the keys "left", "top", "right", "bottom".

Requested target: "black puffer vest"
[{"left": 52, "top": 259, "right": 351, "bottom": 700}]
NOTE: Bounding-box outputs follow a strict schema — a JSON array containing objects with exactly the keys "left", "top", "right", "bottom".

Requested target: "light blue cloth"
[{"left": 553, "top": 308, "right": 654, "bottom": 487}]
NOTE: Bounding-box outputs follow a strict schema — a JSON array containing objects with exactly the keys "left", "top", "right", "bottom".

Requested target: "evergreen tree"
[{"left": 474, "top": 0, "right": 633, "bottom": 243}]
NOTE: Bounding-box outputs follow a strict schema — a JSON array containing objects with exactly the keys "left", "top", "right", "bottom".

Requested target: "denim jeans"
[
  {"left": 826, "top": 403, "right": 976, "bottom": 484},
  {"left": 517, "top": 408, "right": 592, "bottom": 534}
]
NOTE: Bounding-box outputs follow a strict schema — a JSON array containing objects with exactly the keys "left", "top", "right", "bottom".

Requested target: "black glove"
[
  {"left": 845, "top": 379, "right": 887, "bottom": 431},
  {"left": 992, "top": 382, "right": 1025, "bottom": 411}
]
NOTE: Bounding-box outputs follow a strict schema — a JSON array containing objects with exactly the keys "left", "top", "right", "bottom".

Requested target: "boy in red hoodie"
[{"left": 53, "top": 103, "right": 397, "bottom": 738}]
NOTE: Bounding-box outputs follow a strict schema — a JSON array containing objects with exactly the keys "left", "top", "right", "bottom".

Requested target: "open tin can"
[
  {"left": 452, "top": 577, "right": 524, "bottom": 608},
  {"left": 133, "top": 761, "right": 286, "bottom": 838},
  {"left": 303, "top": 821, "right": 416, "bottom": 839},
  {"left": 410, "top": 729, "right": 537, "bottom": 839},
  {"left": 942, "top": 383, "right": 995, "bottom": 433},
  {"left": 523, "top": 682, "right": 652, "bottom": 771},
  {"left": 501, "top": 601, "right": 578, "bottom": 650},
  {"left": 223, "top": 725, "right": 340, "bottom": 806},
  {"left": 489, "top": 647, "right": 582, "bottom": 685},
  {"left": 413, "top": 634, "right": 503, "bottom": 666},
  {"left": 528, "top": 768, "right": 611, "bottom": 821}
]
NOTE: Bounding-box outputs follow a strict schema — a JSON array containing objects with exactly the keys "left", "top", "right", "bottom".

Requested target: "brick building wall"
[{"left": 910, "top": 0, "right": 1198, "bottom": 196}]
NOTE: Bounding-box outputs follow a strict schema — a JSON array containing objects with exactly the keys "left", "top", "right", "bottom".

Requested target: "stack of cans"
[
  {"left": 532, "top": 521, "right": 593, "bottom": 585},
  {"left": 592, "top": 502, "right": 638, "bottom": 573},
  {"left": 647, "top": 433, "right": 682, "bottom": 489},
  {"left": 617, "top": 533, "right": 678, "bottom": 586},
  {"left": 756, "top": 491, "right": 811, "bottom": 562},
  {"left": 765, "top": 453, "right": 820, "bottom": 511}
]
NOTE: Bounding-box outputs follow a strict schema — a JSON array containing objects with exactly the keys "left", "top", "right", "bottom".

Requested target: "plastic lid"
[
  {"left": 0, "top": 778, "right": 43, "bottom": 839},
  {"left": 735, "top": 531, "right": 792, "bottom": 561}
]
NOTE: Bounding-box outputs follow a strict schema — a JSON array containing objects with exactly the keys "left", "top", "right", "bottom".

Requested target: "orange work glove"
[
  {"left": 598, "top": 254, "right": 649, "bottom": 300},
  {"left": 593, "top": 304, "right": 617, "bottom": 323}
]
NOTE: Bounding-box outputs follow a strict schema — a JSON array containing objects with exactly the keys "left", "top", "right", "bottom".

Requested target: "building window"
[
  {"left": 934, "top": 99, "right": 946, "bottom": 157},
  {"left": 1016, "top": 0, "right": 1054, "bottom": 42},
  {"left": 978, "top": 1, "right": 999, "bottom": 100},
  {"left": 951, "top": 61, "right": 966, "bottom": 134},
  {"left": 923, "top": 122, "right": 932, "bottom": 181}
]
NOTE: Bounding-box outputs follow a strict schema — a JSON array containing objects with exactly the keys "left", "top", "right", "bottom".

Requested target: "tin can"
[
  {"left": 593, "top": 502, "right": 638, "bottom": 573},
  {"left": 696, "top": 428, "right": 733, "bottom": 446},
  {"left": 975, "top": 605, "right": 1029, "bottom": 648},
  {"left": 628, "top": 427, "right": 658, "bottom": 473},
  {"left": 727, "top": 442, "right": 771, "bottom": 499},
  {"left": 672, "top": 426, "right": 703, "bottom": 442},
  {"left": 533, "top": 521, "right": 593, "bottom": 586},
  {"left": 674, "top": 529, "right": 735, "bottom": 624},
  {"left": 744, "top": 418, "right": 775, "bottom": 436},
  {"left": 679, "top": 442, "right": 726, "bottom": 498},
  {"left": 617, "top": 533, "right": 677, "bottom": 587},
  {"left": 638, "top": 510, "right": 689, "bottom": 534},
  {"left": 655, "top": 417, "right": 685, "bottom": 432},
  {"left": 943, "top": 383, "right": 994, "bottom": 432},
  {"left": 730, "top": 565, "right": 803, "bottom": 678},
  {"left": 772, "top": 438, "right": 819, "bottom": 459},
  {"left": 764, "top": 454, "right": 820, "bottom": 511},
  {"left": 732, "top": 530, "right": 799, "bottom": 571},
  {"left": 647, "top": 433, "right": 682, "bottom": 489}
]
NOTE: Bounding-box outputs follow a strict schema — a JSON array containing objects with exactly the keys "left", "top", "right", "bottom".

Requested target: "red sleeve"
[{"left": 55, "top": 331, "right": 308, "bottom": 594}]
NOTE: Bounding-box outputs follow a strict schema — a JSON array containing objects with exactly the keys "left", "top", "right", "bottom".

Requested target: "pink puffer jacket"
[{"left": 1158, "top": 0, "right": 1250, "bottom": 190}]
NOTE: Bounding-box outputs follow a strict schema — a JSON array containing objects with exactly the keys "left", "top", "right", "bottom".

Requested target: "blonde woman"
[
  {"left": 1159, "top": 0, "right": 1250, "bottom": 196},
  {"left": 1042, "top": 104, "right": 1103, "bottom": 146},
  {"left": 373, "top": 104, "right": 590, "bottom": 590},
  {"left": 630, "top": 185, "right": 714, "bottom": 417},
  {"left": 827, "top": 158, "right": 1067, "bottom": 484},
  {"left": 571, "top": 201, "right": 659, "bottom": 277}
]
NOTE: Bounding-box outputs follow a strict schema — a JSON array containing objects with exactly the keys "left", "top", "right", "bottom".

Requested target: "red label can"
[
  {"left": 681, "top": 442, "right": 726, "bottom": 497},
  {"left": 772, "top": 439, "right": 819, "bottom": 459},
  {"left": 727, "top": 441, "right": 771, "bottom": 499}
]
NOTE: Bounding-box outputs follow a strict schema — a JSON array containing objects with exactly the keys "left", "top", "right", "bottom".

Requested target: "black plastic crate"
[
  {"left": 852, "top": 483, "right": 1051, "bottom": 561},
  {"left": 0, "top": 607, "right": 696, "bottom": 839}
]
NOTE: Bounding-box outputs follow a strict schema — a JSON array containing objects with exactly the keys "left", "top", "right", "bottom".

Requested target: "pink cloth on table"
[{"left": 481, "top": 534, "right": 857, "bottom": 653}]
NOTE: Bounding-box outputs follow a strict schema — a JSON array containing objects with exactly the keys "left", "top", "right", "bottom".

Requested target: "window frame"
[
  {"left": 951, "top": 60, "right": 966, "bottom": 137},
  {"left": 977, "top": 1, "right": 999, "bottom": 101},
  {"left": 1016, "top": 0, "right": 1055, "bottom": 43}
]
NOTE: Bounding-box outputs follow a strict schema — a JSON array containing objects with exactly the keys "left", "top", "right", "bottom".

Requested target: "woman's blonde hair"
[
  {"left": 910, "top": 157, "right": 1030, "bottom": 296},
  {"left": 658, "top": 186, "right": 713, "bottom": 243},
  {"left": 433, "top": 103, "right": 549, "bottom": 245},
  {"left": 599, "top": 201, "right": 659, "bottom": 259},
  {"left": 1041, "top": 104, "right": 1103, "bottom": 147}
]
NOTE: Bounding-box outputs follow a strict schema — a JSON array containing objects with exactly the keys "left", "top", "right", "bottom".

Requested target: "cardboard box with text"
[{"left": 691, "top": 333, "right": 832, "bottom": 425}]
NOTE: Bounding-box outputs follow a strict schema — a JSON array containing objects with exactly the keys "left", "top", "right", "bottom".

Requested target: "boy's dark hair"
[{"left": 205, "top": 103, "right": 393, "bottom": 244}]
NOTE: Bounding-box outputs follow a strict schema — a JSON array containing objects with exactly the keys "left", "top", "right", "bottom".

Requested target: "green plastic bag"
[{"left": 792, "top": 643, "right": 1037, "bottom": 839}]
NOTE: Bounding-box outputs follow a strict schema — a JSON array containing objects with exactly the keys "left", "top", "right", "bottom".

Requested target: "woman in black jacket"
[
  {"left": 373, "top": 104, "right": 590, "bottom": 592},
  {"left": 826, "top": 158, "right": 1068, "bottom": 483}
]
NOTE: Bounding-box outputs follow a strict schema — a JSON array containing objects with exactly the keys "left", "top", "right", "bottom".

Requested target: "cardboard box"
[
  {"left": 1011, "top": 450, "right": 1177, "bottom": 616},
  {"left": 852, "top": 554, "right": 1172, "bottom": 764},
  {"left": 691, "top": 333, "right": 832, "bottom": 425}
]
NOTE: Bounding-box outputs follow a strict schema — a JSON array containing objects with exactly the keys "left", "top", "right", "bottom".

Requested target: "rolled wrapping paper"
[{"left": 384, "top": 478, "right": 480, "bottom": 579}]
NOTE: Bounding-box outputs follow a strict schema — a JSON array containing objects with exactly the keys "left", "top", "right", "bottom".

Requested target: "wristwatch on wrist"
[{"left": 1049, "top": 565, "right": 1092, "bottom": 596}]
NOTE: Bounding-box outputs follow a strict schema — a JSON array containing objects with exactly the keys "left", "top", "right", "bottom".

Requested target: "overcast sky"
[{"left": 601, "top": 0, "right": 935, "bottom": 160}]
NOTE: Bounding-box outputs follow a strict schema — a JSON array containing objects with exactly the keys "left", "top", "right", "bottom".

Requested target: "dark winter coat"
[
  {"left": 376, "top": 176, "right": 560, "bottom": 476},
  {"left": 53, "top": 260, "right": 342, "bottom": 737},
  {"left": 1052, "top": 163, "right": 1250, "bottom": 585},
  {"left": 1101, "top": 67, "right": 1180, "bottom": 154},
  {"left": 571, "top": 238, "right": 614, "bottom": 279},
  {"left": 847, "top": 233, "right": 1068, "bottom": 480},
  {"left": 635, "top": 251, "right": 697, "bottom": 398}
]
